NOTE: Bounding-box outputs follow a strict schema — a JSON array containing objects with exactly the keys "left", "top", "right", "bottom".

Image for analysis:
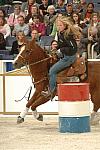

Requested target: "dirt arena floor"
[{"left": 0, "top": 115, "right": 100, "bottom": 150}]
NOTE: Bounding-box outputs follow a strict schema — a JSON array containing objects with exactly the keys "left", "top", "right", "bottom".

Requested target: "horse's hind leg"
[
  {"left": 31, "top": 95, "right": 50, "bottom": 121},
  {"left": 17, "top": 91, "right": 40, "bottom": 124},
  {"left": 91, "top": 92, "right": 100, "bottom": 125}
]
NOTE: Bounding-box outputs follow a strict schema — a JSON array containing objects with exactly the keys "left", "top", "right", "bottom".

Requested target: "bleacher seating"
[
  {"left": 6, "top": 36, "right": 16, "bottom": 47},
  {"left": 0, "top": 50, "right": 14, "bottom": 60}
]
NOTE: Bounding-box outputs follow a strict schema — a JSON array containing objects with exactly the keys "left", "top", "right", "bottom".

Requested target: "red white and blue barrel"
[{"left": 58, "top": 83, "right": 90, "bottom": 133}]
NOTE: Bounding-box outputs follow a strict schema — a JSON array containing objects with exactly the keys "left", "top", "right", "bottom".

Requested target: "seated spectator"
[
  {"left": 50, "top": 13, "right": 63, "bottom": 37},
  {"left": 12, "top": 15, "right": 30, "bottom": 36},
  {"left": 0, "top": 8, "right": 7, "bottom": 20},
  {"left": 7, "top": 5, "right": 25, "bottom": 30},
  {"left": 31, "top": 29, "right": 39, "bottom": 42},
  {"left": 25, "top": 4, "right": 43, "bottom": 24},
  {"left": 55, "top": 0, "right": 66, "bottom": 14},
  {"left": 50, "top": 40, "right": 58, "bottom": 54},
  {"left": 81, "top": 3, "right": 95, "bottom": 25},
  {"left": 10, "top": 31, "right": 28, "bottom": 55},
  {"left": 0, "top": 17, "right": 11, "bottom": 39},
  {"left": 44, "top": 5, "right": 57, "bottom": 35},
  {"left": 72, "top": 11, "right": 85, "bottom": 29},
  {"left": 0, "top": 33, "right": 6, "bottom": 50},
  {"left": 21, "top": 0, "right": 39, "bottom": 15},
  {"left": 30, "top": 15, "right": 46, "bottom": 37},
  {"left": 49, "top": 40, "right": 58, "bottom": 64},
  {"left": 72, "top": 11, "right": 86, "bottom": 43},
  {"left": 39, "top": 0, "right": 49, "bottom": 16},
  {"left": 79, "top": 15, "right": 100, "bottom": 58},
  {"left": 75, "top": 0, "right": 87, "bottom": 14},
  {"left": 64, "top": 3, "right": 74, "bottom": 18}
]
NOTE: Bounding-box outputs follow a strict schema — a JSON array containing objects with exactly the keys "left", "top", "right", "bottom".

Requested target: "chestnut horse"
[{"left": 13, "top": 40, "right": 100, "bottom": 125}]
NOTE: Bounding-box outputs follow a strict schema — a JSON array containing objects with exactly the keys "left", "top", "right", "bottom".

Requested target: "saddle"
[{"left": 57, "top": 56, "right": 87, "bottom": 83}]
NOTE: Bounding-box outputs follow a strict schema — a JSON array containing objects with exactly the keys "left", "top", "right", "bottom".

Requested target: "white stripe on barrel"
[
  {"left": 59, "top": 101, "right": 90, "bottom": 117},
  {"left": 58, "top": 83, "right": 91, "bottom": 133}
]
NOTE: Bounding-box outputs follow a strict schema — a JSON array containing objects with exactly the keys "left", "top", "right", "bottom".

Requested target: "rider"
[{"left": 42, "top": 16, "right": 81, "bottom": 98}]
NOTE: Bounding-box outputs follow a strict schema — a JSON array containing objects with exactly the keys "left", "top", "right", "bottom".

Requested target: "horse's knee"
[
  {"left": 26, "top": 101, "right": 32, "bottom": 108},
  {"left": 31, "top": 105, "right": 36, "bottom": 111}
]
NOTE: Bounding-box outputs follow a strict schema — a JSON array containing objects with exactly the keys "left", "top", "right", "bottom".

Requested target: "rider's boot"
[
  {"left": 32, "top": 109, "right": 43, "bottom": 121},
  {"left": 17, "top": 107, "right": 29, "bottom": 124},
  {"left": 41, "top": 86, "right": 51, "bottom": 98}
]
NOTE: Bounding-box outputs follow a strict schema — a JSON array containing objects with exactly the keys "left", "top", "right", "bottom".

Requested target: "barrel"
[{"left": 58, "top": 83, "right": 91, "bottom": 133}]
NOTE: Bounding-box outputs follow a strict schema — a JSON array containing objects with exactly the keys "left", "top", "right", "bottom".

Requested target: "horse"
[{"left": 13, "top": 39, "right": 100, "bottom": 125}]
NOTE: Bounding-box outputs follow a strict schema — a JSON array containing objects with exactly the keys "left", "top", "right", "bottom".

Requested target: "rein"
[{"left": 27, "top": 57, "right": 50, "bottom": 67}]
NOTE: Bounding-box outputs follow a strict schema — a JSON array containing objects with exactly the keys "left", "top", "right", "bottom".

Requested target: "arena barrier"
[{"left": 58, "top": 83, "right": 91, "bottom": 133}]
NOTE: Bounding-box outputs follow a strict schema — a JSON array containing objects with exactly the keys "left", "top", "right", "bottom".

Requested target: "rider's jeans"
[{"left": 49, "top": 54, "right": 76, "bottom": 92}]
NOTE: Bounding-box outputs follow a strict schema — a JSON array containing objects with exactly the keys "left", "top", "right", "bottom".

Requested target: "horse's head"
[
  {"left": 13, "top": 44, "right": 32, "bottom": 69},
  {"left": 13, "top": 39, "right": 48, "bottom": 69}
]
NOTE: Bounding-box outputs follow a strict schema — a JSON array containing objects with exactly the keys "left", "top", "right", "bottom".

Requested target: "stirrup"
[
  {"left": 41, "top": 86, "right": 51, "bottom": 97},
  {"left": 41, "top": 90, "right": 51, "bottom": 97}
]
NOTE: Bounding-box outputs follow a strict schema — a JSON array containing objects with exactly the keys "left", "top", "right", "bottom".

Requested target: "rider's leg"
[{"left": 42, "top": 55, "right": 76, "bottom": 97}]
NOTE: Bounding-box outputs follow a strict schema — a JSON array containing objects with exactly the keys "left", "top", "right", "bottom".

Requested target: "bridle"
[{"left": 16, "top": 50, "right": 50, "bottom": 85}]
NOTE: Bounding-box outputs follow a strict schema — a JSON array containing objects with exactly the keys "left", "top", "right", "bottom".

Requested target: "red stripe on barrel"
[{"left": 58, "top": 83, "right": 89, "bottom": 101}]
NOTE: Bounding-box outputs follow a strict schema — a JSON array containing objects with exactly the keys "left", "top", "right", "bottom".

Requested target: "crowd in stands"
[{"left": 0, "top": 0, "right": 100, "bottom": 60}]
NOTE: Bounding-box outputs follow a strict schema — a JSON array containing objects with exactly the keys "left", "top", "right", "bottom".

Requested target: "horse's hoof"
[
  {"left": 91, "top": 112, "right": 100, "bottom": 125},
  {"left": 37, "top": 114, "right": 43, "bottom": 121},
  {"left": 17, "top": 116, "right": 24, "bottom": 124},
  {"left": 91, "top": 120, "right": 99, "bottom": 126}
]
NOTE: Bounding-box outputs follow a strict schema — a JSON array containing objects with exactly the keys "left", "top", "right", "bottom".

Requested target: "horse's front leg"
[{"left": 17, "top": 91, "right": 40, "bottom": 124}]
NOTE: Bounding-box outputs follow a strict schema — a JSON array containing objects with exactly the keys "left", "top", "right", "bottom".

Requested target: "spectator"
[
  {"left": 10, "top": 31, "right": 28, "bottom": 55},
  {"left": 72, "top": 11, "right": 83, "bottom": 29},
  {"left": 39, "top": 0, "right": 49, "bottom": 16},
  {"left": 0, "top": 17, "right": 11, "bottom": 39},
  {"left": 72, "top": 11, "right": 83, "bottom": 46},
  {"left": 30, "top": 15, "right": 46, "bottom": 37},
  {"left": 0, "top": 33, "right": 6, "bottom": 50},
  {"left": 12, "top": 15, "right": 30, "bottom": 36},
  {"left": 0, "top": 8, "right": 7, "bottom": 19},
  {"left": 31, "top": 29, "right": 39, "bottom": 42},
  {"left": 25, "top": 4, "right": 43, "bottom": 24},
  {"left": 50, "top": 12, "right": 63, "bottom": 37},
  {"left": 49, "top": 40, "right": 58, "bottom": 64},
  {"left": 64, "top": 3, "right": 73, "bottom": 18},
  {"left": 44, "top": 5, "right": 57, "bottom": 35},
  {"left": 21, "top": 0, "right": 39, "bottom": 15},
  {"left": 79, "top": 13, "right": 100, "bottom": 58},
  {"left": 7, "top": 5, "right": 25, "bottom": 30},
  {"left": 75, "top": 0, "right": 87, "bottom": 14},
  {"left": 55, "top": 0, "right": 66, "bottom": 14},
  {"left": 81, "top": 3, "right": 95, "bottom": 25}
]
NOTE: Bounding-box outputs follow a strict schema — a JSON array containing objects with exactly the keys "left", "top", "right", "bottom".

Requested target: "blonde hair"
[
  {"left": 16, "top": 31, "right": 27, "bottom": 43},
  {"left": 47, "top": 5, "right": 55, "bottom": 12},
  {"left": 90, "top": 12, "right": 99, "bottom": 26},
  {"left": 56, "top": 16, "right": 81, "bottom": 38}
]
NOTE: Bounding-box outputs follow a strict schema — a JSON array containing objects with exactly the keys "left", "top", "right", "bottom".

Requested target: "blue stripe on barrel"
[
  {"left": 59, "top": 116, "right": 90, "bottom": 133},
  {"left": 58, "top": 83, "right": 91, "bottom": 133}
]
